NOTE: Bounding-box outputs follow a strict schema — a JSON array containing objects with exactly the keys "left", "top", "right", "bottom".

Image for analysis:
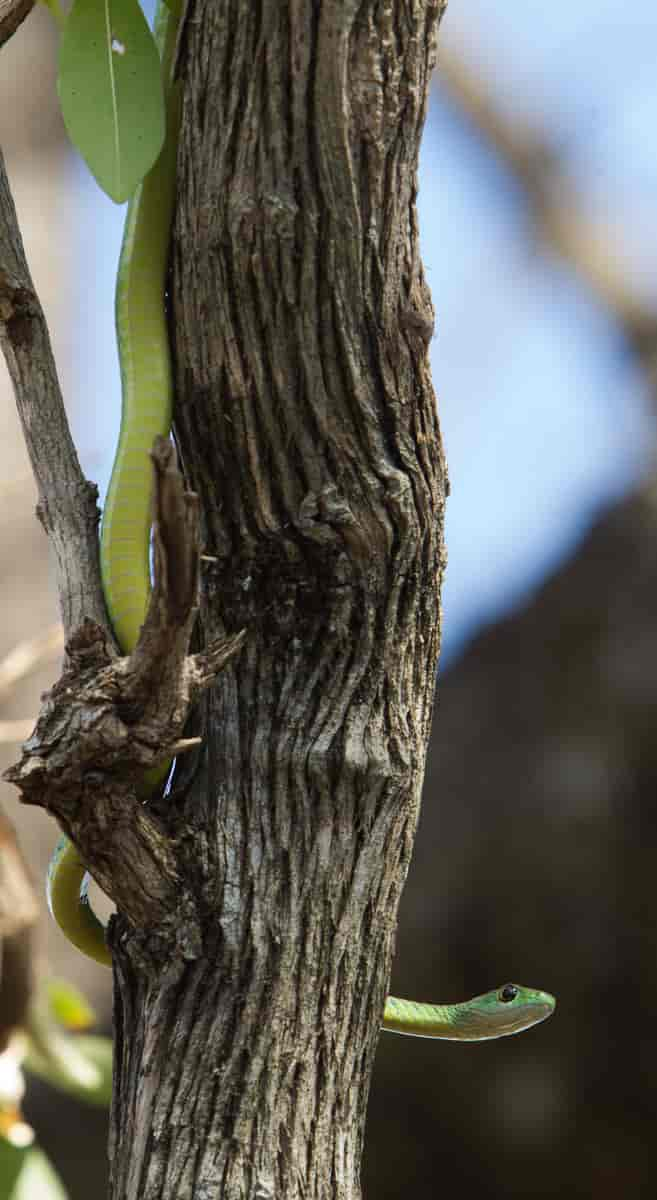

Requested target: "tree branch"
[
  {"left": 0, "top": 146, "right": 107, "bottom": 640},
  {"left": 0, "top": 139, "right": 251, "bottom": 960},
  {"left": 438, "top": 47, "right": 657, "bottom": 390},
  {"left": 3, "top": 439, "right": 245, "bottom": 953},
  {"left": 0, "top": 0, "right": 34, "bottom": 49}
]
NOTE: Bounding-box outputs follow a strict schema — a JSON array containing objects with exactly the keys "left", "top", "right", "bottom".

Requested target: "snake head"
[{"left": 460, "top": 982, "right": 556, "bottom": 1038}]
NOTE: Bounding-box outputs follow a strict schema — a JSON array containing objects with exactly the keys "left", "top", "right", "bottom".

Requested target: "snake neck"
[{"left": 382, "top": 997, "right": 456, "bottom": 1039}]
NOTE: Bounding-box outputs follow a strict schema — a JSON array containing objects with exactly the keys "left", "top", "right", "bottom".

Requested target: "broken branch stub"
[{"left": 3, "top": 438, "right": 245, "bottom": 957}]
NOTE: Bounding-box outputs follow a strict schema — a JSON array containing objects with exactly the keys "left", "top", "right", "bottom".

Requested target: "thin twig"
[
  {"left": 169, "top": 736, "right": 202, "bottom": 756},
  {"left": 0, "top": 147, "right": 107, "bottom": 641}
]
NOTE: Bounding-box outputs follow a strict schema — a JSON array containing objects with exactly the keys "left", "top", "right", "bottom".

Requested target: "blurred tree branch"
[
  {"left": 0, "top": 808, "right": 37, "bottom": 1050},
  {"left": 437, "top": 46, "right": 657, "bottom": 396}
]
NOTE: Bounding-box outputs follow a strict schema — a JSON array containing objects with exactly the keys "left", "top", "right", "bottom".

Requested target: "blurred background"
[{"left": 2, "top": 0, "right": 657, "bottom": 1196}]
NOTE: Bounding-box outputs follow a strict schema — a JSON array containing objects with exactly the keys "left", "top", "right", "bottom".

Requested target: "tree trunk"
[{"left": 109, "top": 2, "right": 447, "bottom": 1196}]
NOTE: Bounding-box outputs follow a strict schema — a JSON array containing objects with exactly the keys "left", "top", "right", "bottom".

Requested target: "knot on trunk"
[{"left": 4, "top": 438, "right": 245, "bottom": 956}]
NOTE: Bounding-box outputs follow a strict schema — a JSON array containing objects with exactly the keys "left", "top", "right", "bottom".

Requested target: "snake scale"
[{"left": 45, "top": 0, "right": 556, "bottom": 1042}]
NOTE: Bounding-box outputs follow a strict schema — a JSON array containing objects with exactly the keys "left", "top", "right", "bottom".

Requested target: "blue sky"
[
  {"left": 72, "top": 0, "right": 656, "bottom": 664},
  {"left": 419, "top": 1, "right": 655, "bottom": 659}
]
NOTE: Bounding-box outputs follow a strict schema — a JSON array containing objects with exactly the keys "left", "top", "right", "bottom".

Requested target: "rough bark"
[{"left": 108, "top": 2, "right": 447, "bottom": 1198}]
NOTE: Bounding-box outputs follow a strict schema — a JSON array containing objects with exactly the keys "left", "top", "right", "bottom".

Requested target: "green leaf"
[
  {"left": 24, "top": 1035, "right": 113, "bottom": 1108},
  {"left": 58, "top": 0, "right": 166, "bottom": 202},
  {"left": 68, "top": 1035, "right": 113, "bottom": 1106},
  {"left": 0, "top": 1129, "right": 70, "bottom": 1200},
  {"left": 7, "top": 1146, "right": 69, "bottom": 1200},
  {"left": 44, "top": 979, "right": 96, "bottom": 1031}
]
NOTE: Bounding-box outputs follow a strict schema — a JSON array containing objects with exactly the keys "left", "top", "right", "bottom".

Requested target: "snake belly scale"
[{"left": 45, "top": 0, "right": 556, "bottom": 1041}]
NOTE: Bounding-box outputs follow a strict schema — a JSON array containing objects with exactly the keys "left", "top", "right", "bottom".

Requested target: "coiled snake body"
[{"left": 46, "top": 0, "right": 556, "bottom": 1043}]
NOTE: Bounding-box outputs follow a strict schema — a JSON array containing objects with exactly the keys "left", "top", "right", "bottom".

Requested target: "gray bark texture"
[{"left": 110, "top": 3, "right": 447, "bottom": 1197}]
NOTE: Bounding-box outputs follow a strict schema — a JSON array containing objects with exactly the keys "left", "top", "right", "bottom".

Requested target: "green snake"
[
  {"left": 46, "top": 0, "right": 180, "bottom": 969},
  {"left": 45, "top": 0, "right": 556, "bottom": 1043}
]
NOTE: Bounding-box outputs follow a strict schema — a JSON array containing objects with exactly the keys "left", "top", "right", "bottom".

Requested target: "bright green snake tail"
[
  {"left": 100, "top": 0, "right": 181, "bottom": 654},
  {"left": 47, "top": 0, "right": 181, "bottom": 972},
  {"left": 45, "top": 6, "right": 556, "bottom": 1044}
]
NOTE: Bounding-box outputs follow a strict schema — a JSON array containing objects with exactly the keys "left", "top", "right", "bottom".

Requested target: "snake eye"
[{"left": 499, "top": 984, "right": 519, "bottom": 1004}]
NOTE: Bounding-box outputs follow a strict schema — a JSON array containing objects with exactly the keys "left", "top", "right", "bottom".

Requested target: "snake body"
[
  {"left": 45, "top": 1, "right": 556, "bottom": 1042},
  {"left": 46, "top": 0, "right": 179, "bottom": 970},
  {"left": 382, "top": 983, "right": 554, "bottom": 1039}
]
